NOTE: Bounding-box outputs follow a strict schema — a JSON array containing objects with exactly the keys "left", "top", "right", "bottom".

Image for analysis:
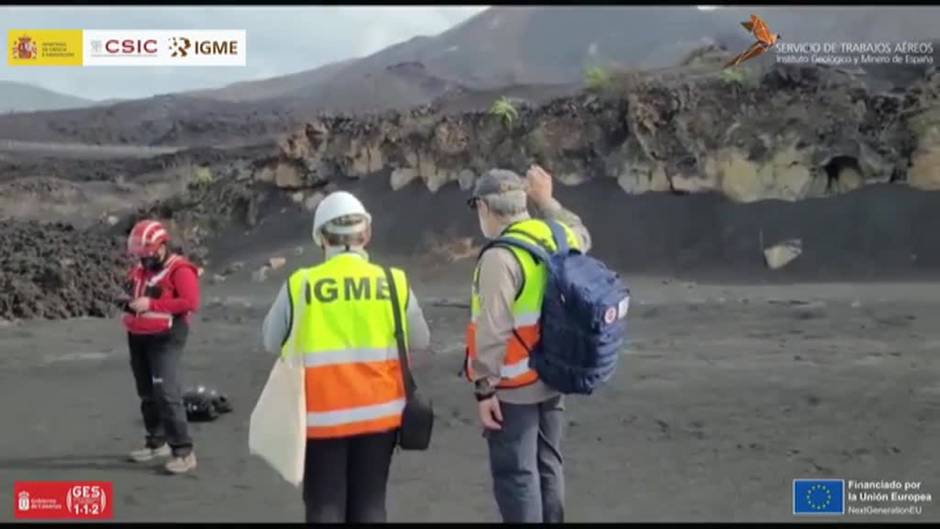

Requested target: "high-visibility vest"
[
  {"left": 281, "top": 253, "right": 410, "bottom": 439},
  {"left": 122, "top": 254, "right": 198, "bottom": 335},
  {"left": 464, "top": 219, "right": 581, "bottom": 389}
]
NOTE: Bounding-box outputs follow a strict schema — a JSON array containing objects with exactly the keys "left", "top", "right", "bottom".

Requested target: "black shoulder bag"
[{"left": 383, "top": 267, "right": 434, "bottom": 451}]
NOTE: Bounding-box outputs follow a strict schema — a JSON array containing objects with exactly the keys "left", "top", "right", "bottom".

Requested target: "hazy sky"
[{"left": 0, "top": 6, "right": 488, "bottom": 101}]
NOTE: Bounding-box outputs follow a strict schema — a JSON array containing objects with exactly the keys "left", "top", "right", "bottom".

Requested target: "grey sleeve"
[
  {"left": 405, "top": 287, "right": 431, "bottom": 352},
  {"left": 535, "top": 197, "right": 593, "bottom": 253},
  {"left": 261, "top": 282, "right": 292, "bottom": 355}
]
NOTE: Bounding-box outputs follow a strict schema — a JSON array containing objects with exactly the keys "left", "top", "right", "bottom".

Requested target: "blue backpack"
[{"left": 487, "top": 220, "right": 631, "bottom": 395}]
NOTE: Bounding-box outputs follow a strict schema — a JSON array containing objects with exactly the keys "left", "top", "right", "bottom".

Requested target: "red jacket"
[{"left": 122, "top": 254, "right": 200, "bottom": 335}]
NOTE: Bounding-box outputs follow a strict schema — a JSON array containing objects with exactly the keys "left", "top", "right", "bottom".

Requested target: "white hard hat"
[{"left": 312, "top": 191, "right": 372, "bottom": 246}]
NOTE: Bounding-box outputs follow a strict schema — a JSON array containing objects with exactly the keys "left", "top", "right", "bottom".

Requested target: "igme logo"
[
  {"left": 169, "top": 36, "right": 191, "bottom": 57},
  {"left": 196, "top": 39, "right": 238, "bottom": 55},
  {"left": 170, "top": 36, "right": 238, "bottom": 57}
]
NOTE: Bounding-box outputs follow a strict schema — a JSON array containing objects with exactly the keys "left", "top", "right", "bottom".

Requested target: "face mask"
[{"left": 140, "top": 256, "right": 163, "bottom": 272}]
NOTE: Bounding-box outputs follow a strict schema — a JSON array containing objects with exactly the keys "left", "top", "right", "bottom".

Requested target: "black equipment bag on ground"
[
  {"left": 183, "top": 385, "right": 234, "bottom": 422},
  {"left": 383, "top": 266, "right": 434, "bottom": 451}
]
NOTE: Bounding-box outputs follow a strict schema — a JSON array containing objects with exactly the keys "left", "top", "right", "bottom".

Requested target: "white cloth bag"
[{"left": 249, "top": 354, "right": 306, "bottom": 487}]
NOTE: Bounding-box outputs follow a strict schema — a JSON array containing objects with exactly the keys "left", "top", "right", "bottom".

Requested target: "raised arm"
[{"left": 526, "top": 164, "right": 592, "bottom": 253}]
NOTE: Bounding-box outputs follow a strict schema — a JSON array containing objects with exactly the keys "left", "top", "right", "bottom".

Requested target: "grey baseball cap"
[{"left": 467, "top": 168, "right": 527, "bottom": 208}]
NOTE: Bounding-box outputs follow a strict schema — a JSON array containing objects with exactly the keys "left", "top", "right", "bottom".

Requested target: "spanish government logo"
[
  {"left": 11, "top": 34, "right": 38, "bottom": 60},
  {"left": 7, "top": 30, "right": 83, "bottom": 66}
]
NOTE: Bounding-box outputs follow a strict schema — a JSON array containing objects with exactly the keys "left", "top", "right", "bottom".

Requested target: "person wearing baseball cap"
[{"left": 464, "top": 165, "right": 592, "bottom": 523}]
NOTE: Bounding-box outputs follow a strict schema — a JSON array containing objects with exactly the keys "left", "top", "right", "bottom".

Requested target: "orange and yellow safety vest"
[
  {"left": 464, "top": 219, "right": 581, "bottom": 389},
  {"left": 281, "top": 253, "right": 410, "bottom": 439}
]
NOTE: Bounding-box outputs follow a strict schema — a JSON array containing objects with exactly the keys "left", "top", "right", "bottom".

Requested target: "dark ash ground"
[{"left": 1, "top": 258, "right": 938, "bottom": 522}]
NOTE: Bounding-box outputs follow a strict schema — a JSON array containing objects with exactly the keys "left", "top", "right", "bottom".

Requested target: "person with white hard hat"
[{"left": 261, "top": 190, "right": 430, "bottom": 523}]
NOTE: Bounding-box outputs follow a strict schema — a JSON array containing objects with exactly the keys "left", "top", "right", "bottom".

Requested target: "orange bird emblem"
[{"left": 724, "top": 14, "right": 781, "bottom": 69}]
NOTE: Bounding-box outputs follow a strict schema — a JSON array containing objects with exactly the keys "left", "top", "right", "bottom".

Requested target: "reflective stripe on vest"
[
  {"left": 465, "top": 219, "right": 581, "bottom": 389},
  {"left": 501, "top": 357, "right": 531, "bottom": 379},
  {"left": 307, "top": 398, "right": 406, "bottom": 428},
  {"left": 281, "top": 253, "right": 409, "bottom": 439},
  {"left": 140, "top": 254, "right": 178, "bottom": 323},
  {"left": 514, "top": 311, "right": 540, "bottom": 328},
  {"left": 302, "top": 346, "right": 399, "bottom": 368},
  {"left": 122, "top": 254, "right": 190, "bottom": 334},
  {"left": 138, "top": 312, "right": 173, "bottom": 322}
]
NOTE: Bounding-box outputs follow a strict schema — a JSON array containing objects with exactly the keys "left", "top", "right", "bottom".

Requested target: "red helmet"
[{"left": 127, "top": 219, "right": 169, "bottom": 257}]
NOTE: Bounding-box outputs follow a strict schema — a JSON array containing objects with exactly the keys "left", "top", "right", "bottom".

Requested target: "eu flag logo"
[{"left": 793, "top": 479, "right": 845, "bottom": 515}]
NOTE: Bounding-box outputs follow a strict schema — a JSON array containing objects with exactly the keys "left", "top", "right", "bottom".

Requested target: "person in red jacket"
[{"left": 122, "top": 220, "right": 200, "bottom": 475}]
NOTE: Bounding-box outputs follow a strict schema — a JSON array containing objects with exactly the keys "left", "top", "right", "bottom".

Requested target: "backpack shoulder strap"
[
  {"left": 481, "top": 231, "right": 553, "bottom": 265},
  {"left": 545, "top": 219, "right": 570, "bottom": 255}
]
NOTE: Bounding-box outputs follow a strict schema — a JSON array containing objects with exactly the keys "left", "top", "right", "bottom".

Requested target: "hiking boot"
[
  {"left": 128, "top": 444, "right": 171, "bottom": 463},
  {"left": 164, "top": 452, "right": 197, "bottom": 475}
]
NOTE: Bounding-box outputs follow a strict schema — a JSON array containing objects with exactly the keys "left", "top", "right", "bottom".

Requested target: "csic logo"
[
  {"left": 92, "top": 38, "right": 158, "bottom": 56},
  {"left": 107, "top": 38, "right": 158, "bottom": 55},
  {"left": 11, "top": 34, "right": 37, "bottom": 60},
  {"left": 169, "top": 36, "right": 191, "bottom": 57}
]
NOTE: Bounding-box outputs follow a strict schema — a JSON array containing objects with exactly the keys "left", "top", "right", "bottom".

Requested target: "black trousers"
[
  {"left": 302, "top": 430, "right": 398, "bottom": 523},
  {"left": 128, "top": 322, "right": 193, "bottom": 457}
]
